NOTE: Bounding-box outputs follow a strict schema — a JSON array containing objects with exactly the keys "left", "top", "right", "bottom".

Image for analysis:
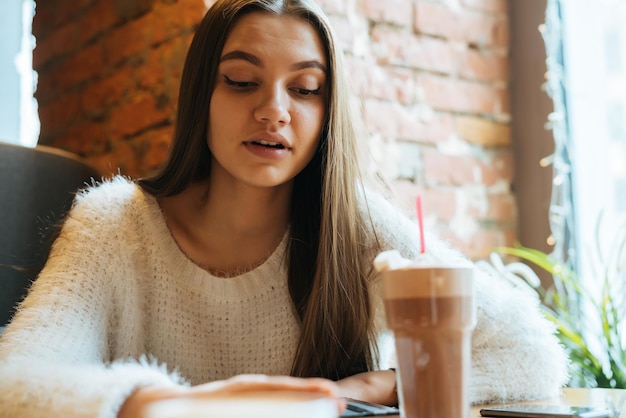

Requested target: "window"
[
  {"left": 0, "top": 0, "right": 38, "bottom": 146},
  {"left": 554, "top": 0, "right": 626, "bottom": 285}
]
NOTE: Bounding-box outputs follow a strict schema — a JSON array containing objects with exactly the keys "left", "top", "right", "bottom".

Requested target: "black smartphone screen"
[
  {"left": 341, "top": 399, "right": 400, "bottom": 417},
  {"left": 479, "top": 403, "right": 614, "bottom": 418}
]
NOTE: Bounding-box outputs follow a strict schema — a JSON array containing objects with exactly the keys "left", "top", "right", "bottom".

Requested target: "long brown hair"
[{"left": 139, "top": 0, "right": 379, "bottom": 380}]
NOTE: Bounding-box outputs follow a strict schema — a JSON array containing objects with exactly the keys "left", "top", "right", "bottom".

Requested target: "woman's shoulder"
[
  {"left": 68, "top": 175, "right": 153, "bottom": 226},
  {"left": 75, "top": 175, "right": 139, "bottom": 204}
]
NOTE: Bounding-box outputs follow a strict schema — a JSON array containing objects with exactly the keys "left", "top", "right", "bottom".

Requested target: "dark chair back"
[{"left": 0, "top": 142, "right": 101, "bottom": 327}]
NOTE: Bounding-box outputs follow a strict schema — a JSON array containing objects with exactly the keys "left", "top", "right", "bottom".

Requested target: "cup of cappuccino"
[
  {"left": 144, "top": 390, "right": 337, "bottom": 418},
  {"left": 379, "top": 259, "right": 475, "bottom": 418}
]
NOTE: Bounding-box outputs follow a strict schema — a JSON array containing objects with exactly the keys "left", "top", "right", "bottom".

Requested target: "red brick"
[
  {"left": 416, "top": 73, "right": 510, "bottom": 116},
  {"left": 36, "top": 44, "right": 105, "bottom": 100},
  {"left": 135, "top": 36, "right": 189, "bottom": 102},
  {"left": 81, "top": 66, "right": 135, "bottom": 116},
  {"left": 34, "top": 69, "right": 59, "bottom": 105},
  {"left": 371, "top": 27, "right": 458, "bottom": 74},
  {"left": 385, "top": 184, "right": 517, "bottom": 260},
  {"left": 328, "top": 15, "right": 360, "bottom": 54},
  {"left": 474, "top": 193, "right": 517, "bottom": 222},
  {"left": 379, "top": 181, "right": 460, "bottom": 231},
  {"left": 133, "top": 125, "right": 174, "bottom": 174},
  {"left": 439, "top": 226, "right": 516, "bottom": 260},
  {"left": 387, "top": 181, "right": 425, "bottom": 212},
  {"left": 33, "top": 20, "right": 81, "bottom": 70},
  {"left": 455, "top": 115, "right": 511, "bottom": 147},
  {"left": 38, "top": 91, "right": 82, "bottom": 135},
  {"left": 163, "top": 33, "right": 194, "bottom": 102},
  {"left": 461, "top": 0, "right": 508, "bottom": 15},
  {"left": 104, "top": 12, "right": 167, "bottom": 67},
  {"left": 108, "top": 93, "right": 172, "bottom": 140},
  {"left": 87, "top": 153, "right": 118, "bottom": 179},
  {"left": 89, "top": 140, "right": 139, "bottom": 178},
  {"left": 347, "top": 57, "right": 415, "bottom": 104},
  {"left": 415, "top": 1, "right": 509, "bottom": 49},
  {"left": 493, "top": 150, "right": 514, "bottom": 184},
  {"left": 344, "top": 56, "right": 369, "bottom": 97},
  {"left": 429, "top": 187, "right": 516, "bottom": 224},
  {"left": 360, "top": 0, "right": 413, "bottom": 27},
  {"left": 422, "top": 150, "right": 468, "bottom": 186},
  {"left": 56, "top": 120, "right": 109, "bottom": 156},
  {"left": 363, "top": 100, "right": 455, "bottom": 144},
  {"left": 421, "top": 187, "right": 458, "bottom": 222},
  {"left": 422, "top": 148, "right": 512, "bottom": 186},
  {"left": 458, "top": 49, "right": 509, "bottom": 82},
  {"left": 55, "top": 43, "right": 106, "bottom": 89},
  {"left": 114, "top": 0, "right": 156, "bottom": 20},
  {"left": 153, "top": 0, "right": 207, "bottom": 32},
  {"left": 32, "top": 0, "right": 92, "bottom": 39},
  {"left": 316, "top": 0, "right": 348, "bottom": 15},
  {"left": 111, "top": 140, "right": 141, "bottom": 178},
  {"left": 78, "top": 1, "right": 123, "bottom": 45},
  {"left": 32, "top": 3, "right": 61, "bottom": 40}
]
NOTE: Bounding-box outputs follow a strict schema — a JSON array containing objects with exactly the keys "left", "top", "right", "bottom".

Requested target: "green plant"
[{"left": 487, "top": 228, "right": 626, "bottom": 388}]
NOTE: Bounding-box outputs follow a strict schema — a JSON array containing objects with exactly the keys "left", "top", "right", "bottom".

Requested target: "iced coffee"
[{"left": 376, "top": 251, "right": 475, "bottom": 418}]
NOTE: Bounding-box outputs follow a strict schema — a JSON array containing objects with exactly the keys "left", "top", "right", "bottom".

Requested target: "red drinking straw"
[{"left": 416, "top": 196, "right": 426, "bottom": 254}]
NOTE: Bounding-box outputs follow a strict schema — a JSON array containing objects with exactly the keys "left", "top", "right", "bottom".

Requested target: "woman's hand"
[
  {"left": 336, "top": 370, "right": 397, "bottom": 406},
  {"left": 117, "top": 374, "right": 345, "bottom": 418}
]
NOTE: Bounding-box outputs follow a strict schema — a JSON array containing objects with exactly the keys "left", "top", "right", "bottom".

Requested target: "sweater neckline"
[{"left": 138, "top": 187, "right": 289, "bottom": 291}]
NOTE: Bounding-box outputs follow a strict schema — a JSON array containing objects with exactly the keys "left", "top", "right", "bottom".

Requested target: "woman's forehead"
[{"left": 222, "top": 12, "right": 327, "bottom": 65}]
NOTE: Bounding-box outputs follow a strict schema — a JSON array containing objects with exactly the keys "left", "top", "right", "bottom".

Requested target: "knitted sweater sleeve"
[
  {"left": 362, "top": 190, "right": 569, "bottom": 404},
  {"left": 0, "top": 179, "right": 185, "bottom": 418}
]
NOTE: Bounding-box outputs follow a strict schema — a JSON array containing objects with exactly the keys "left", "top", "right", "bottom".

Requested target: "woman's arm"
[
  {"left": 468, "top": 264, "right": 569, "bottom": 404},
  {"left": 0, "top": 181, "right": 184, "bottom": 418},
  {"left": 336, "top": 369, "right": 397, "bottom": 406}
]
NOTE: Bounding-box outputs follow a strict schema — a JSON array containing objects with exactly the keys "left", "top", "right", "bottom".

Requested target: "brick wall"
[{"left": 32, "top": 0, "right": 515, "bottom": 260}]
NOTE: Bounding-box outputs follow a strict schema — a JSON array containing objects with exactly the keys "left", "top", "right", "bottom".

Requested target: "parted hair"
[{"left": 138, "top": 0, "right": 380, "bottom": 380}]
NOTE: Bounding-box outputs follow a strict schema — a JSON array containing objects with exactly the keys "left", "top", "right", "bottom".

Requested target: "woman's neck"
[{"left": 159, "top": 179, "right": 292, "bottom": 276}]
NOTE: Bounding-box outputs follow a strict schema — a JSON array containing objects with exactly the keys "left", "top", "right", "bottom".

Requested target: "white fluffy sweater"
[{"left": 0, "top": 177, "right": 569, "bottom": 418}]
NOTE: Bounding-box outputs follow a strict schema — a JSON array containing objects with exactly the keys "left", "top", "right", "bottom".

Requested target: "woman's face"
[{"left": 208, "top": 12, "right": 328, "bottom": 190}]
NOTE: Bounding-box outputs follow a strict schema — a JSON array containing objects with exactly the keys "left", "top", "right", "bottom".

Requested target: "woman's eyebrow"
[
  {"left": 291, "top": 60, "right": 327, "bottom": 73},
  {"left": 220, "top": 50, "right": 326, "bottom": 73},
  {"left": 220, "top": 50, "right": 261, "bottom": 66}
]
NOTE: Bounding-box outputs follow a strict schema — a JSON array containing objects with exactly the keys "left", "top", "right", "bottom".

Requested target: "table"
[
  {"left": 467, "top": 388, "right": 626, "bottom": 418},
  {"left": 382, "top": 388, "right": 626, "bottom": 417},
  {"left": 148, "top": 387, "right": 626, "bottom": 418}
]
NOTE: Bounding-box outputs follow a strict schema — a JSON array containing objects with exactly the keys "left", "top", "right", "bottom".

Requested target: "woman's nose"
[{"left": 254, "top": 86, "right": 291, "bottom": 127}]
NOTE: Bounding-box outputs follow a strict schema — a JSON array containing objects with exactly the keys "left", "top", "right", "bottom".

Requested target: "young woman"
[{"left": 0, "top": 1, "right": 569, "bottom": 417}]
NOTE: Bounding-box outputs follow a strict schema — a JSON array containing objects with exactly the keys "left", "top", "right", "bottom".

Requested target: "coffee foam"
[
  {"left": 374, "top": 250, "right": 470, "bottom": 272},
  {"left": 380, "top": 265, "right": 474, "bottom": 299}
]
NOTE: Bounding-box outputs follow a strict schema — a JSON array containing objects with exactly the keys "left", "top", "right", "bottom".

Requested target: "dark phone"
[
  {"left": 479, "top": 404, "right": 614, "bottom": 418},
  {"left": 341, "top": 399, "right": 400, "bottom": 417}
]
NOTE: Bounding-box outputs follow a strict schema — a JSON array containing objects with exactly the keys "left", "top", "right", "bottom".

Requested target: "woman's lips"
[
  {"left": 246, "top": 132, "right": 291, "bottom": 149},
  {"left": 251, "top": 139, "right": 286, "bottom": 149},
  {"left": 243, "top": 132, "right": 291, "bottom": 159},
  {"left": 244, "top": 140, "right": 290, "bottom": 159}
]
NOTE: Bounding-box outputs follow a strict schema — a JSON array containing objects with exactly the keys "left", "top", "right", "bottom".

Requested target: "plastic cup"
[{"left": 382, "top": 265, "right": 475, "bottom": 418}]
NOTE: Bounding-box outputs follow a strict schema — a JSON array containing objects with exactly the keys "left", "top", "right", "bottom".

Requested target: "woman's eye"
[
  {"left": 223, "top": 75, "right": 255, "bottom": 89},
  {"left": 293, "top": 87, "right": 321, "bottom": 96}
]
